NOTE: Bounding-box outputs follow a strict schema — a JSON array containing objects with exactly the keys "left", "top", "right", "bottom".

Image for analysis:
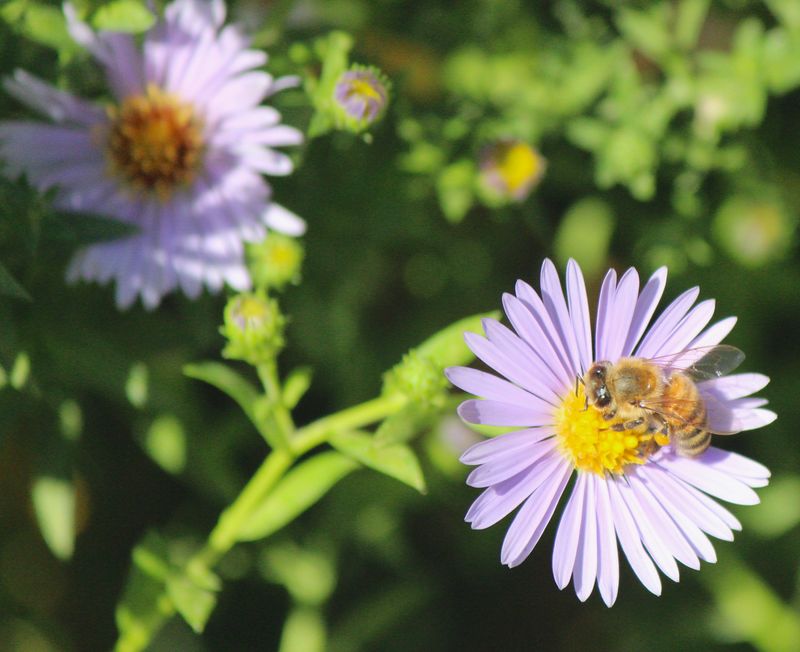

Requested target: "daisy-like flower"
[
  {"left": 479, "top": 140, "right": 546, "bottom": 202},
  {"left": 0, "top": 0, "right": 304, "bottom": 308},
  {"left": 446, "top": 259, "right": 775, "bottom": 606}
]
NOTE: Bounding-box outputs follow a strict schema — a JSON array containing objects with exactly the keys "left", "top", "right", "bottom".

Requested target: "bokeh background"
[{"left": 0, "top": 0, "right": 799, "bottom": 650}]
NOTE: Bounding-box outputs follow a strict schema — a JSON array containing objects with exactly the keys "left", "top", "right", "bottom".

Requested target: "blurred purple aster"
[
  {"left": 333, "top": 68, "right": 388, "bottom": 125},
  {"left": 446, "top": 259, "right": 775, "bottom": 606},
  {"left": 0, "top": 0, "right": 304, "bottom": 309}
]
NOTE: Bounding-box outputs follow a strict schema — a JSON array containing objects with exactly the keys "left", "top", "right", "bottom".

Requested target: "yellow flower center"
[
  {"left": 555, "top": 388, "right": 666, "bottom": 475},
  {"left": 106, "top": 84, "right": 204, "bottom": 201},
  {"left": 344, "top": 78, "right": 384, "bottom": 103},
  {"left": 494, "top": 142, "right": 543, "bottom": 194}
]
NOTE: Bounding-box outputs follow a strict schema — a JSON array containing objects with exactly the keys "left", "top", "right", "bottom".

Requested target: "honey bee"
[{"left": 582, "top": 345, "right": 745, "bottom": 457}]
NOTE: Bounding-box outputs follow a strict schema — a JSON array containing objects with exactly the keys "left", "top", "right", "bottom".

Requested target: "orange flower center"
[{"left": 106, "top": 85, "right": 204, "bottom": 201}]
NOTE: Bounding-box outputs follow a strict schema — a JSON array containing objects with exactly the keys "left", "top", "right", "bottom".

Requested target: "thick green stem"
[
  {"left": 291, "top": 393, "right": 408, "bottom": 453},
  {"left": 257, "top": 361, "right": 296, "bottom": 438},
  {"left": 114, "top": 391, "right": 407, "bottom": 651}
]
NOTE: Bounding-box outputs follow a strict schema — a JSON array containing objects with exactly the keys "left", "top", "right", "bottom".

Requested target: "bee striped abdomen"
[{"left": 663, "top": 372, "right": 710, "bottom": 456}]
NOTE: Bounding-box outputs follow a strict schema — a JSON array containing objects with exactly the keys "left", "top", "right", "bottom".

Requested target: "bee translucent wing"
[
  {"left": 683, "top": 345, "right": 745, "bottom": 381},
  {"left": 645, "top": 345, "right": 745, "bottom": 381},
  {"left": 640, "top": 392, "right": 741, "bottom": 435}
]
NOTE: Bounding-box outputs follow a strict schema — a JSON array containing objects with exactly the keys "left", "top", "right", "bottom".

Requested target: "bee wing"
[
  {"left": 645, "top": 345, "right": 745, "bottom": 381},
  {"left": 639, "top": 395, "right": 741, "bottom": 435}
]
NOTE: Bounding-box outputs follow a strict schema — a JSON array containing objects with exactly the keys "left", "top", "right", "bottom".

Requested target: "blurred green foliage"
[{"left": 0, "top": 0, "right": 798, "bottom": 651}]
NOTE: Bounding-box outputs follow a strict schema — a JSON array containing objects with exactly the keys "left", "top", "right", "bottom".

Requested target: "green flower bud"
[
  {"left": 221, "top": 292, "right": 285, "bottom": 364},
  {"left": 246, "top": 234, "right": 305, "bottom": 291},
  {"left": 383, "top": 350, "right": 449, "bottom": 407},
  {"left": 332, "top": 65, "right": 390, "bottom": 133}
]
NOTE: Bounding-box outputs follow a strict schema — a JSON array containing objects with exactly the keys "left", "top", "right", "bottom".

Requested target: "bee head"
[{"left": 584, "top": 361, "right": 612, "bottom": 408}]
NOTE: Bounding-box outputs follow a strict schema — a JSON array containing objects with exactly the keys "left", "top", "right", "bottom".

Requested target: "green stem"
[
  {"left": 115, "top": 391, "right": 407, "bottom": 651},
  {"left": 193, "top": 448, "right": 294, "bottom": 569},
  {"left": 257, "top": 361, "right": 297, "bottom": 438},
  {"left": 291, "top": 393, "right": 408, "bottom": 453}
]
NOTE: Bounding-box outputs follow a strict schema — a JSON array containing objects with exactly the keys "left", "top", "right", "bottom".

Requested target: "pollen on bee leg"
[{"left": 555, "top": 387, "right": 659, "bottom": 476}]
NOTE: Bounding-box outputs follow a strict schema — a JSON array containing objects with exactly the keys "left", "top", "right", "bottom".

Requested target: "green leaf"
[
  {"left": 126, "top": 362, "right": 149, "bottom": 408},
  {"left": 675, "top": 0, "right": 710, "bottom": 50},
  {"left": 184, "top": 361, "right": 260, "bottom": 425},
  {"left": 0, "top": 1, "right": 27, "bottom": 24},
  {"left": 415, "top": 311, "right": 500, "bottom": 370},
  {"left": 18, "top": 4, "right": 76, "bottom": 53},
  {"left": 238, "top": 452, "right": 359, "bottom": 542},
  {"left": 92, "top": 0, "right": 155, "bottom": 33},
  {"left": 166, "top": 573, "right": 218, "bottom": 634},
  {"left": 373, "top": 404, "right": 435, "bottom": 448},
  {"left": 436, "top": 159, "right": 476, "bottom": 223},
  {"left": 115, "top": 532, "right": 171, "bottom": 648},
  {"left": 31, "top": 474, "right": 76, "bottom": 560},
  {"left": 279, "top": 607, "right": 327, "bottom": 652},
  {"left": 0, "top": 261, "right": 31, "bottom": 301},
  {"left": 329, "top": 431, "right": 426, "bottom": 493},
  {"left": 43, "top": 211, "right": 139, "bottom": 245},
  {"left": 283, "top": 366, "right": 313, "bottom": 409},
  {"left": 10, "top": 351, "right": 30, "bottom": 389},
  {"left": 616, "top": 6, "right": 673, "bottom": 64},
  {"left": 143, "top": 415, "right": 187, "bottom": 475},
  {"left": 186, "top": 362, "right": 290, "bottom": 449}
]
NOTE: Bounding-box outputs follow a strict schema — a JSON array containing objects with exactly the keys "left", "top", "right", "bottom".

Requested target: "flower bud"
[
  {"left": 333, "top": 66, "right": 390, "bottom": 132},
  {"left": 221, "top": 292, "right": 285, "bottom": 364},
  {"left": 383, "top": 350, "right": 449, "bottom": 407},
  {"left": 247, "top": 234, "right": 304, "bottom": 291}
]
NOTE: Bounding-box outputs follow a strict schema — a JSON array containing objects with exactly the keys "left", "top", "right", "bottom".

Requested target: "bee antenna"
[{"left": 574, "top": 375, "right": 585, "bottom": 397}]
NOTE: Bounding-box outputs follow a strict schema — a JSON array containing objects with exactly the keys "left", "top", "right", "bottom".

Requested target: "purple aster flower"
[
  {"left": 0, "top": 0, "right": 304, "bottom": 309},
  {"left": 446, "top": 259, "right": 775, "bottom": 606},
  {"left": 479, "top": 140, "right": 546, "bottom": 202},
  {"left": 333, "top": 67, "right": 388, "bottom": 126}
]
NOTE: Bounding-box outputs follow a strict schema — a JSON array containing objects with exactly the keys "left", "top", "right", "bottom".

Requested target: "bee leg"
[{"left": 609, "top": 417, "right": 645, "bottom": 432}]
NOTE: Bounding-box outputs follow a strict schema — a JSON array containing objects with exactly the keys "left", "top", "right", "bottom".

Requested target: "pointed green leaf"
[
  {"left": 0, "top": 262, "right": 31, "bottom": 301},
  {"left": 373, "top": 404, "right": 435, "bottom": 448},
  {"left": 166, "top": 573, "right": 218, "bottom": 634},
  {"left": 31, "top": 474, "right": 76, "bottom": 560},
  {"left": 10, "top": 352, "right": 30, "bottom": 390},
  {"left": 184, "top": 361, "right": 260, "bottom": 425},
  {"left": 279, "top": 606, "right": 327, "bottom": 652},
  {"left": 126, "top": 362, "right": 149, "bottom": 408},
  {"left": 185, "top": 362, "right": 290, "bottom": 450},
  {"left": 283, "top": 366, "right": 313, "bottom": 409},
  {"left": 143, "top": 415, "right": 187, "bottom": 475},
  {"left": 238, "top": 452, "right": 359, "bottom": 542},
  {"left": 329, "top": 431, "right": 426, "bottom": 493},
  {"left": 18, "top": 4, "right": 76, "bottom": 53},
  {"left": 92, "top": 0, "right": 155, "bottom": 33},
  {"left": 415, "top": 311, "right": 500, "bottom": 370},
  {"left": 115, "top": 532, "right": 171, "bottom": 647}
]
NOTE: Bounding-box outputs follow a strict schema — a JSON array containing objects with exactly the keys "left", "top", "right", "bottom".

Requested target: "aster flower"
[
  {"left": 479, "top": 140, "right": 546, "bottom": 202},
  {"left": 446, "top": 259, "right": 775, "bottom": 606},
  {"left": 0, "top": 0, "right": 304, "bottom": 308}
]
